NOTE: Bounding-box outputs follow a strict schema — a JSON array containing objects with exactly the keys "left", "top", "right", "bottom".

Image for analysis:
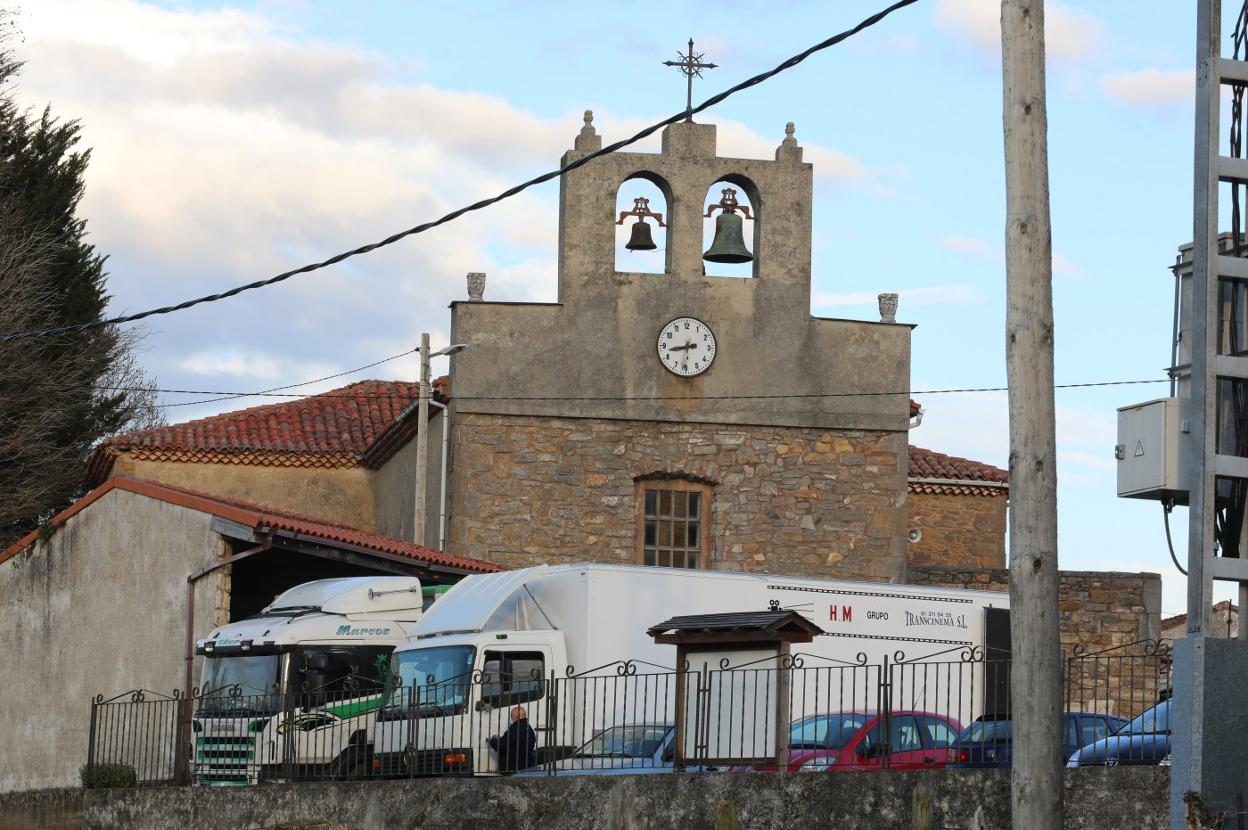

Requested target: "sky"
[{"left": 12, "top": 0, "right": 1232, "bottom": 616}]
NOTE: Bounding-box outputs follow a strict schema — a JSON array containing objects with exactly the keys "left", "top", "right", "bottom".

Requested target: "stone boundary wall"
[
  {"left": 908, "top": 566, "right": 1162, "bottom": 651},
  {"left": 0, "top": 768, "right": 1166, "bottom": 830},
  {"left": 909, "top": 565, "right": 1165, "bottom": 718}
]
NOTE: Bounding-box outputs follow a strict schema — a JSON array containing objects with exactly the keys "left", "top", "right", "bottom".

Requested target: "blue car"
[
  {"left": 949, "top": 712, "right": 1129, "bottom": 768},
  {"left": 1066, "top": 699, "right": 1171, "bottom": 767}
]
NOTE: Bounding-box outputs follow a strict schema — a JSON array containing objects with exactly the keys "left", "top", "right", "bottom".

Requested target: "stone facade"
[
  {"left": 910, "top": 565, "right": 1164, "bottom": 718},
  {"left": 448, "top": 413, "right": 908, "bottom": 581},
  {"left": 906, "top": 490, "right": 1006, "bottom": 569}
]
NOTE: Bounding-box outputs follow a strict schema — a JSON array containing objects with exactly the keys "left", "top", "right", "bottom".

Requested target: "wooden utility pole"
[
  {"left": 1001, "top": 1, "right": 1063, "bottom": 828},
  {"left": 414, "top": 332, "right": 431, "bottom": 546}
]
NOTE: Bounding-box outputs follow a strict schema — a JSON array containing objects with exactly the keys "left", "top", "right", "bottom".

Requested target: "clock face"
[{"left": 658, "top": 317, "right": 716, "bottom": 377}]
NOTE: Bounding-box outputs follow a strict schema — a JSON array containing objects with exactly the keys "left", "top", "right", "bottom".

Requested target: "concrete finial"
[
  {"left": 878, "top": 292, "right": 899, "bottom": 324},
  {"left": 775, "top": 120, "right": 802, "bottom": 161},
  {"left": 575, "top": 108, "right": 602, "bottom": 152},
  {"left": 467, "top": 272, "right": 486, "bottom": 301}
]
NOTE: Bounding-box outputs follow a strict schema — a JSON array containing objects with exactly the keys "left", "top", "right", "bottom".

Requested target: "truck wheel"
[{"left": 331, "top": 745, "right": 371, "bottom": 780}]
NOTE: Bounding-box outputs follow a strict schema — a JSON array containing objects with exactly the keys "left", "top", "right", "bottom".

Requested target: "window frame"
[
  {"left": 634, "top": 478, "right": 713, "bottom": 569},
  {"left": 479, "top": 649, "right": 546, "bottom": 707}
]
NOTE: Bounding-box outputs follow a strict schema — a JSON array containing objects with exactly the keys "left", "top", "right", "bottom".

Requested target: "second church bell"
[
  {"left": 703, "top": 187, "right": 753, "bottom": 264},
  {"left": 617, "top": 196, "right": 666, "bottom": 253}
]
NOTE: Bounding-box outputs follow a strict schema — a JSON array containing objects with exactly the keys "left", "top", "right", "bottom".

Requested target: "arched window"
[
  {"left": 701, "top": 176, "right": 759, "bottom": 278},
  {"left": 615, "top": 173, "right": 671, "bottom": 274}
]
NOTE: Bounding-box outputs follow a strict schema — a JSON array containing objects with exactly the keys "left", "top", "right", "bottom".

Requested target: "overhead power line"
[
  {"left": 161, "top": 347, "right": 419, "bottom": 409},
  {"left": 85, "top": 376, "right": 1168, "bottom": 411},
  {"left": 0, "top": 0, "right": 920, "bottom": 344}
]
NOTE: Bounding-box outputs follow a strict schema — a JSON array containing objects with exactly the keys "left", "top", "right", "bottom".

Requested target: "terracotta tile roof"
[
  {"left": 1161, "top": 600, "right": 1238, "bottom": 630},
  {"left": 1, "top": 477, "right": 503, "bottom": 574},
  {"left": 88, "top": 379, "right": 1008, "bottom": 501},
  {"left": 908, "top": 446, "right": 1008, "bottom": 496},
  {"left": 86, "top": 378, "right": 448, "bottom": 485}
]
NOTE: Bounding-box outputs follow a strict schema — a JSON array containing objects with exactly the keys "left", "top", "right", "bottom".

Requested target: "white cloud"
[
  {"left": 935, "top": 0, "right": 1102, "bottom": 62},
  {"left": 1052, "top": 253, "right": 1079, "bottom": 277},
  {"left": 940, "top": 234, "right": 999, "bottom": 261},
  {"left": 1099, "top": 69, "right": 1194, "bottom": 107},
  {"left": 941, "top": 234, "right": 1079, "bottom": 277},
  {"left": 813, "top": 284, "right": 983, "bottom": 309},
  {"left": 179, "top": 350, "right": 340, "bottom": 383}
]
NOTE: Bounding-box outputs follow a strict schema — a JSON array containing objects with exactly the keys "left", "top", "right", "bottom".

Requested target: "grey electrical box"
[{"left": 1116, "top": 397, "right": 1186, "bottom": 502}]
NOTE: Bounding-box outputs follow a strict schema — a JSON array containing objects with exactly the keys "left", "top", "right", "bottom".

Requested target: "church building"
[{"left": 446, "top": 115, "right": 914, "bottom": 582}]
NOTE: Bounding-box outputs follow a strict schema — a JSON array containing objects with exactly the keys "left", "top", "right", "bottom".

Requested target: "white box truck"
[
  {"left": 372, "top": 564, "right": 1010, "bottom": 775},
  {"left": 192, "top": 576, "right": 436, "bottom": 784}
]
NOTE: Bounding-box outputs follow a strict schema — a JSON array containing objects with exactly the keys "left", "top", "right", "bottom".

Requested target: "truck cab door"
[{"left": 477, "top": 647, "right": 552, "bottom": 773}]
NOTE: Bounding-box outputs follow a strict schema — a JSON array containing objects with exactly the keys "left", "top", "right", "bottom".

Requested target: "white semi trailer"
[
  {"left": 191, "top": 576, "right": 436, "bottom": 784},
  {"left": 372, "top": 564, "right": 1010, "bottom": 775}
]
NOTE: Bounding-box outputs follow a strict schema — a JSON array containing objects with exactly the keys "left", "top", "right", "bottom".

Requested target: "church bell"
[
  {"left": 703, "top": 211, "right": 752, "bottom": 264},
  {"left": 625, "top": 218, "right": 657, "bottom": 251},
  {"left": 703, "top": 186, "right": 754, "bottom": 264}
]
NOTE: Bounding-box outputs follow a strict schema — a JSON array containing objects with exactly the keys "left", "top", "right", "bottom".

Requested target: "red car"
[{"left": 748, "top": 711, "right": 963, "bottom": 772}]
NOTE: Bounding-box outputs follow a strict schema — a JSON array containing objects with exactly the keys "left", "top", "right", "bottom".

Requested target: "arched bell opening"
[
  {"left": 614, "top": 172, "right": 672, "bottom": 275},
  {"left": 701, "top": 175, "right": 760, "bottom": 278}
]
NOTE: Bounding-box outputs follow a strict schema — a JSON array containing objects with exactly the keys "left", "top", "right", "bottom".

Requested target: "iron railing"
[{"left": 84, "top": 641, "right": 1173, "bottom": 784}]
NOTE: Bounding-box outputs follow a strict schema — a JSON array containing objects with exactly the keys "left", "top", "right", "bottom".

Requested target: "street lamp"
[{"left": 414, "top": 335, "right": 469, "bottom": 548}]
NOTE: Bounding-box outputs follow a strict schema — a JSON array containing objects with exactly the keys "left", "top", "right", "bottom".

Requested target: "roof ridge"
[{"left": 112, "top": 378, "right": 418, "bottom": 446}]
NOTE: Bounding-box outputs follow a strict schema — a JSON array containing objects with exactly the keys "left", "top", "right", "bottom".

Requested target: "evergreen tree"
[{"left": 0, "top": 19, "right": 161, "bottom": 540}]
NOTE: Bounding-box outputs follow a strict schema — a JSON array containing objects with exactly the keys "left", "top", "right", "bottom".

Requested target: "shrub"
[{"left": 80, "top": 762, "right": 137, "bottom": 789}]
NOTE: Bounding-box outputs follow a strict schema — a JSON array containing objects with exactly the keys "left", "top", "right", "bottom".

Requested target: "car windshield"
[
  {"left": 958, "top": 719, "right": 1012, "bottom": 743},
  {"left": 573, "top": 726, "right": 671, "bottom": 758},
  {"left": 1121, "top": 701, "right": 1169, "bottom": 735},
  {"left": 789, "top": 714, "right": 870, "bottom": 749},
  {"left": 197, "top": 655, "right": 283, "bottom": 715},
  {"left": 382, "top": 645, "right": 476, "bottom": 712}
]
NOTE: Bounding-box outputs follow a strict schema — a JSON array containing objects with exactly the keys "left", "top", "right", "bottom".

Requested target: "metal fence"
[{"left": 83, "top": 641, "right": 1172, "bottom": 786}]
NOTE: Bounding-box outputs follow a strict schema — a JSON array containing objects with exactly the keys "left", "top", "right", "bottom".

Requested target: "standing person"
[{"left": 489, "top": 705, "right": 537, "bottom": 773}]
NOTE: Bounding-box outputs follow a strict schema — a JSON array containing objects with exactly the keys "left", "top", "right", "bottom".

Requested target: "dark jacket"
[{"left": 490, "top": 717, "right": 538, "bottom": 773}]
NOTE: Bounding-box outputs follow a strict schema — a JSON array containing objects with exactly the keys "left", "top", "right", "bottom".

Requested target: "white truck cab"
[{"left": 192, "top": 576, "right": 437, "bottom": 784}]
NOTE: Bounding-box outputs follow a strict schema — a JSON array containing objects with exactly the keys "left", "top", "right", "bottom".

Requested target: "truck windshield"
[
  {"left": 197, "top": 655, "right": 283, "bottom": 715},
  {"left": 383, "top": 646, "right": 476, "bottom": 714}
]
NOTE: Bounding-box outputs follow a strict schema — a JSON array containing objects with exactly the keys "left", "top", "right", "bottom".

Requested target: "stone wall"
[
  {"left": 448, "top": 413, "right": 909, "bottom": 582},
  {"left": 0, "top": 489, "right": 226, "bottom": 793},
  {"left": 909, "top": 565, "right": 1164, "bottom": 718},
  {"left": 0, "top": 767, "right": 1168, "bottom": 830},
  {"left": 906, "top": 490, "right": 1006, "bottom": 569}
]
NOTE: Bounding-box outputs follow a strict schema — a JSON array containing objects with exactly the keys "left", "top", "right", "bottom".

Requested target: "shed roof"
[{"left": 1, "top": 476, "right": 503, "bottom": 575}]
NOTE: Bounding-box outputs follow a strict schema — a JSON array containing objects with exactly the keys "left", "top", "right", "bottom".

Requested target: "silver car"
[{"left": 515, "top": 724, "right": 680, "bottom": 776}]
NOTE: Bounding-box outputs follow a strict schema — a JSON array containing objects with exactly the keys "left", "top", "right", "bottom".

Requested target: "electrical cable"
[
  {"left": 0, "top": 0, "right": 921, "bottom": 344},
  {"left": 1162, "top": 499, "right": 1188, "bottom": 576},
  {"left": 79, "top": 375, "right": 1169, "bottom": 409},
  {"left": 160, "top": 347, "right": 419, "bottom": 408}
]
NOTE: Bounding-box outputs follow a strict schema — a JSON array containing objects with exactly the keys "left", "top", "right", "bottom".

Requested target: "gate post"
[{"left": 86, "top": 696, "right": 99, "bottom": 787}]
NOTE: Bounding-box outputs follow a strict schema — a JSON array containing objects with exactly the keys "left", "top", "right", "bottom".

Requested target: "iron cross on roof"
[{"left": 663, "top": 39, "right": 717, "bottom": 123}]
